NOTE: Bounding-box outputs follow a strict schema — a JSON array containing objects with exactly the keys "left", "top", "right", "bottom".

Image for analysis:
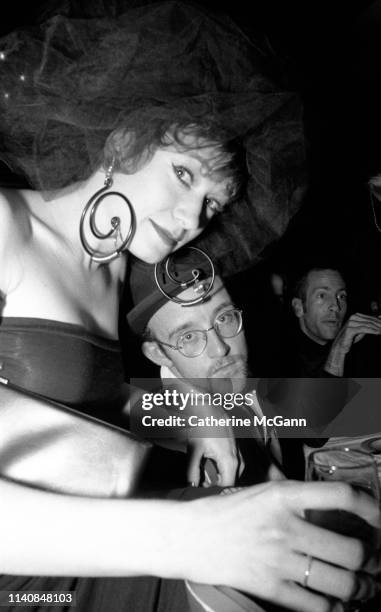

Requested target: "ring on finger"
[{"left": 303, "top": 555, "right": 314, "bottom": 588}]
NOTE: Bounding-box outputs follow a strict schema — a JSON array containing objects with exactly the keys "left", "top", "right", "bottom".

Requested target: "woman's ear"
[
  {"left": 142, "top": 341, "right": 173, "bottom": 368},
  {"left": 292, "top": 297, "right": 304, "bottom": 318},
  {"left": 104, "top": 127, "right": 149, "bottom": 174}
]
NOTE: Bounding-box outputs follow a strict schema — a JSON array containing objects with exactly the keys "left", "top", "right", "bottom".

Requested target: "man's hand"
[
  {"left": 181, "top": 481, "right": 380, "bottom": 611},
  {"left": 187, "top": 436, "right": 243, "bottom": 487},
  {"left": 161, "top": 377, "right": 244, "bottom": 487},
  {"left": 325, "top": 313, "right": 381, "bottom": 376}
]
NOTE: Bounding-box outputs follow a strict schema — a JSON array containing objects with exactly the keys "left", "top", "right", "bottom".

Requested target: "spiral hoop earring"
[
  {"left": 154, "top": 247, "right": 215, "bottom": 306},
  {"left": 79, "top": 163, "right": 135, "bottom": 264}
]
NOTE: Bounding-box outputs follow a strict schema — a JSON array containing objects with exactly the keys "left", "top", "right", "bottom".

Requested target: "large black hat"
[{"left": 0, "top": 1, "right": 306, "bottom": 275}]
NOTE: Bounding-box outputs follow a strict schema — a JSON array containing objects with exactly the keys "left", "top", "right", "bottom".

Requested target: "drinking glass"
[{"left": 306, "top": 448, "right": 380, "bottom": 611}]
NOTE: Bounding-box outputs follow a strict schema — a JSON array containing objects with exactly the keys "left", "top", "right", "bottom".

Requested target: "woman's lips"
[{"left": 149, "top": 219, "right": 179, "bottom": 248}]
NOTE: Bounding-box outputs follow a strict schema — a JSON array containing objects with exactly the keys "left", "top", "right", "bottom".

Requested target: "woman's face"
[{"left": 113, "top": 141, "right": 234, "bottom": 263}]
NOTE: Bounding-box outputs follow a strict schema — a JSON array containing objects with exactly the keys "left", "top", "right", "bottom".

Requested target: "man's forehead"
[
  {"left": 307, "top": 269, "right": 346, "bottom": 292},
  {"left": 149, "top": 278, "right": 229, "bottom": 330}
]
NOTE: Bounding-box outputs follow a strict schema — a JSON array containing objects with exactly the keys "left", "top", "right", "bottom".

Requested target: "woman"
[{"left": 0, "top": 3, "right": 373, "bottom": 612}]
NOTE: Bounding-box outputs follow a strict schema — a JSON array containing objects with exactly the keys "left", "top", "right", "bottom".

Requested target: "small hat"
[{"left": 127, "top": 248, "right": 215, "bottom": 336}]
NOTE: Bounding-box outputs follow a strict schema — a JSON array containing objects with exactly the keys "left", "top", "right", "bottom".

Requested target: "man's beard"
[{"left": 205, "top": 356, "right": 248, "bottom": 394}]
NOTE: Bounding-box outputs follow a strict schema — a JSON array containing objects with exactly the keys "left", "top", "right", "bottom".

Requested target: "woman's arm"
[
  {"left": 0, "top": 476, "right": 186, "bottom": 577},
  {"left": 0, "top": 476, "right": 379, "bottom": 612}
]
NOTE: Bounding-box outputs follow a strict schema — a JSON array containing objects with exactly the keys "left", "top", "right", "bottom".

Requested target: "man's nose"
[
  {"left": 329, "top": 298, "right": 341, "bottom": 311},
  {"left": 206, "top": 329, "right": 230, "bottom": 357}
]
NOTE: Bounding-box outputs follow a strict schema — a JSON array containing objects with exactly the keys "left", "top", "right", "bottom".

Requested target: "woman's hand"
[{"left": 178, "top": 481, "right": 380, "bottom": 611}]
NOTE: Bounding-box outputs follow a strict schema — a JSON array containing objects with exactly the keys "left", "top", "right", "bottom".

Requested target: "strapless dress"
[{"left": 0, "top": 317, "right": 126, "bottom": 412}]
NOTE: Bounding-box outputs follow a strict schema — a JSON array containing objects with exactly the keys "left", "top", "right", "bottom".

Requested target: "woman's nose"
[{"left": 173, "top": 197, "right": 203, "bottom": 230}]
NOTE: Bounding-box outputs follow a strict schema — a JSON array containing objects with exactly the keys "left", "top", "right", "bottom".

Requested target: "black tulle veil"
[{"left": 0, "top": 0, "right": 307, "bottom": 274}]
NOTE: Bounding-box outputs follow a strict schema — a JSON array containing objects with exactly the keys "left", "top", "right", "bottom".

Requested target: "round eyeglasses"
[{"left": 157, "top": 308, "right": 243, "bottom": 358}]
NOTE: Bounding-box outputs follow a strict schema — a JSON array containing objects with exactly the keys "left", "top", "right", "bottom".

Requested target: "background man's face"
[
  {"left": 298, "top": 269, "right": 347, "bottom": 344},
  {"left": 147, "top": 278, "right": 248, "bottom": 386}
]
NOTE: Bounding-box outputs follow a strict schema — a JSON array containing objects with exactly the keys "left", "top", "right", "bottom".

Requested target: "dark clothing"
[
  {"left": 345, "top": 335, "right": 381, "bottom": 376},
  {"left": 0, "top": 316, "right": 127, "bottom": 419},
  {"left": 279, "top": 323, "right": 381, "bottom": 378},
  {"left": 262, "top": 326, "right": 341, "bottom": 479},
  {"left": 0, "top": 575, "right": 188, "bottom": 612},
  {"left": 276, "top": 324, "right": 331, "bottom": 377}
]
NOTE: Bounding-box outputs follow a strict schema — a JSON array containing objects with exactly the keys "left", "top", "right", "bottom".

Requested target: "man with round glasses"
[
  {"left": 142, "top": 287, "right": 247, "bottom": 386},
  {"left": 151, "top": 306, "right": 243, "bottom": 360},
  {"left": 127, "top": 243, "right": 254, "bottom": 397},
  {"left": 127, "top": 252, "right": 282, "bottom": 487},
  {"left": 127, "top": 249, "right": 249, "bottom": 391}
]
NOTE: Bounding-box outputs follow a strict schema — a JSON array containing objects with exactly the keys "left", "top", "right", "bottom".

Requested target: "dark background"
[{"left": 2, "top": 0, "right": 381, "bottom": 363}]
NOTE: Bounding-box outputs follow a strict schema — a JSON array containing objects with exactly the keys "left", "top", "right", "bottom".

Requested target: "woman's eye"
[
  {"left": 173, "top": 165, "right": 193, "bottom": 187},
  {"left": 338, "top": 293, "right": 347, "bottom": 302}
]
